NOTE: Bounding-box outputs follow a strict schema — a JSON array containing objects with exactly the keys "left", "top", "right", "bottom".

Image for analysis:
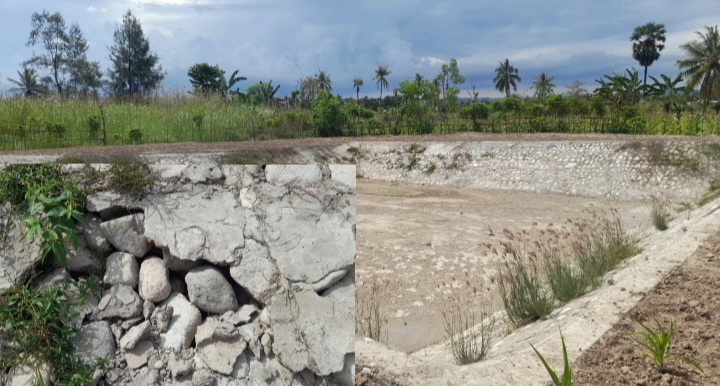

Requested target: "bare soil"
[{"left": 572, "top": 229, "right": 720, "bottom": 385}]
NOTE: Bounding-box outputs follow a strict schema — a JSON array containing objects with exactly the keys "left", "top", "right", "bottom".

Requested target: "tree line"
[
  {"left": 6, "top": 11, "right": 720, "bottom": 114},
  {"left": 8, "top": 9, "right": 164, "bottom": 99}
]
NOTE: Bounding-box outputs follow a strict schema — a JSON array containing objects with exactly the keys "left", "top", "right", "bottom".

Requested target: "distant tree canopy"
[
  {"left": 23, "top": 10, "right": 102, "bottom": 97},
  {"left": 107, "top": 10, "right": 165, "bottom": 98},
  {"left": 188, "top": 63, "right": 245, "bottom": 98}
]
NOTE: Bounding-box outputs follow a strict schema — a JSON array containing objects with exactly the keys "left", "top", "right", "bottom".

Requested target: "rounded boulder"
[
  {"left": 138, "top": 257, "right": 171, "bottom": 303},
  {"left": 185, "top": 266, "right": 238, "bottom": 314}
]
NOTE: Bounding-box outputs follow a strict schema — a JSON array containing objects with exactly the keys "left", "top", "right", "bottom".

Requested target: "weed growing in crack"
[
  {"left": 441, "top": 292, "right": 495, "bottom": 365},
  {"left": 106, "top": 158, "right": 153, "bottom": 197},
  {"left": 626, "top": 317, "right": 704, "bottom": 374},
  {"left": 355, "top": 278, "right": 387, "bottom": 343},
  {"left": 0, "top": 276, "right": 107, "bottom": 385}
]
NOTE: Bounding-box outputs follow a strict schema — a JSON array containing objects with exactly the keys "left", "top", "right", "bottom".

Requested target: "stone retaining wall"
[
  {"left": 0, "top": 163, "right": 355, "bottom": 386},
  {"left": 354, "top": 140, "right": 720, "bottom": 201}
]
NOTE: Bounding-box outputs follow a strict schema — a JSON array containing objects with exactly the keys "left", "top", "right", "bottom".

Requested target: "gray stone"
[
  {"left": 195, "top": 318, "right": 247, "bottom": 375},
  {"left": 169, "top": 350, "right": 195, "bottom": 379},
  {"left": 131, "top": 366, "right": 159, "bottom": 386},
  {"left": 95, "top": 284, "right": 143, "bottom": 320},
  {"left": 159, "top": 293, "right": 202, "bottom": 351},
  {"left": 334, "top": 353, "right": 355, "bottom": 386},
  {"left": 54, "top": 236, "right": 104, "bottom": 274},
  {"left": 150, "top": 305, "right": 174, "bottom": 334},
  {"left": 183, "top": 164, "right": 224, "bottom": 184},
  {"left": 104, "top": 252, "right": 139, "bottom": 289},
  {"left": 8, "top": 361, "right": 51, "bottom": 386},
  {"left": 186, "top": 266, "right": 238, "bottom": 314},
  {"left": 143, "top": 300, "right": 155, "bottom": 320},
  {"left": 229, "top": 238, "right": 280, "bottom": 303},
  {"left": 101, "top": 213, "right": 152, "bottom": 257},
  {"left": 237, "top": 321, "right": 262, "bottom": 359},
  {"left": 143, "top": 191, "right": 246, "bottom": 266},
  {"left": 221, "top": 304, "right": 259, "bottom": 326},
  {"left": 125, "top": 340, "right": 153, "bottom": 370},
  {"left": 264, "top": 165, "right": 323, "bottom": 185},
  {"left": 163, "top": 246, "right": 199, "bottom": 272},
  {"left": 261, "top": 332, "right": 272, "bottom": 357},
  {"left": 32, "top": 268, "right": 70, "bottom": 290},
  {"left": 80, "top": 213, "right": 110, "bottom": 252},
  {"left": 269, "top": 284, "right": 353, "bottom": 376},
  {"left": 72, "top": 321, "right": 116, "bottom": 366},
  {"left": 85, "top": 191, "right": 142, "bottom": 220},
  {"left": 139, "top": 257, "right": 171, "bottom": 303},
  {"left": 0, "top": 219, "right": 42, "bottom": 294},
  {"left": 263, "top": 193, "right": 355, "bottom": 284},
  {"left": 120, "top": 320, "right": 151, "bottom": 350},
  {"left": 329, "top": 165, "right": 356, "bottom": 189}
]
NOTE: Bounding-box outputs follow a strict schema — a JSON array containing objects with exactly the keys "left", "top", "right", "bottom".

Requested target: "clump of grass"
[
  {"left": 531, "top": 329, "right": 573, "bottom": 386},
  {"left": 441, "top": 293, "right": 495, "bottom": 365},
  {"left": 106, "top": 158, "right": 153, "bottom": 197},
  {"left": 697, "top": 179, "right": 720, "bottom": 206},
  {"left": 544, "top": 257, "right": 588, "bottom": 303},
  {"left": 649, "top": 196, "right": 672, "bottom": 231},
  {"left": 217, "top": 151, "right": 275, "bottom": 165},
  {"left": 355, "top": 279, "right": 387, "bottom": 343},
  {"left": 0, "top": 276, "right": 108, "bottom": 385},
  {"left": 627, "top": 317, "right": 704, "bottom": 374},
  {"left": 496, "top": 242, "right": 555, "bottom": 326}
]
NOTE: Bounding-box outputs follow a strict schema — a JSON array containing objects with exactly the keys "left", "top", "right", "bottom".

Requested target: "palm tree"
[
  {"left": 8, "top": 66, "right": 46, "bottom": 97},
  {"left": 414, "top": 73, "right": 424, "bottom": 86},
  {"left": 353, "top": 76, "right": 363, "bottom": 101},
  {"left": 317, "top": 70, "right": 332, "bottom": 93},
  {"left": 494, "top": 59, "right": 521, "bottom": 98},
  {"left": 374, "top": 65, "right": 391, "bottom": 98},
  {"left": 531, "top": 72, "right": 555, "bottom": 100},
  {"left": 676, "top": 25, "right": 720, "bottom": 109},
  {"left": 631, "top": 22, "right": 667, "bottom": 93}
]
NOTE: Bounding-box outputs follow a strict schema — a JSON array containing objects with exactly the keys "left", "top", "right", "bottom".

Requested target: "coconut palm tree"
[
  {"left": 414, "top": 73, "right": 424, "bottom": 87},
  {"left": 8, "top": 66, "right": 46, "bottom": 97},
  {"left": 317, "top": 70, "right": 332, "bottom": 93},
  {"left": 676, "top": 25, "right": 720, "bottom": 109},
  {"left": 494, "top": 59, "right": 521, "bottom": 98},
  {"left": 631, "top": 22, "right": 666, "bottom": 93},
  {"left": 353, "top": 76, "right": 363, "bottom": 101},
  {"left": 374, "top": 65, "right": 391, "bottom": 98},
  {"left": 531, "top": 72, "right": 555, "bottom": 100}
]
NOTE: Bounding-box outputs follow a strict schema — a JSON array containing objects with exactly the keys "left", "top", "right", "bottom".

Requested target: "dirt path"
[{"left": 357, "top": 179, "right": 650, "bottom": 353}]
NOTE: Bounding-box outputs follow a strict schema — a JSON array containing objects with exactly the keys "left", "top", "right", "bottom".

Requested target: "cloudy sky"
[{"left": 1, "top": 0, "right": 719, "bottom": 98}]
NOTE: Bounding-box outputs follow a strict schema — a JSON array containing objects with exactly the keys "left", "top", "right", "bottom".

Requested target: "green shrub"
[
  {"left": 460, "top": 103, "right": 490, "bottom": 120},
  {"left": 313, "top": 92, "right": 347, "bottom": 137},
  {"left": 86, "top": 115, "right": 101, "bottom": 140},
  {"left": 627, "top": 317, "right": 704, "bottom": 374},
  {"left": 649, "top": 197, "right": 671, "bottom": 231},
  {"left": 128, "top": 129, "right": 143, "bottom": 143}
]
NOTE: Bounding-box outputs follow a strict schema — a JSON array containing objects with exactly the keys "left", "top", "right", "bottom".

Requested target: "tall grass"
[
  {"left": 491, "top": 209, "right": 640, "bottom": 327},
  {"left": 0, "top": 95, "right": 312, "bottom": 150}
]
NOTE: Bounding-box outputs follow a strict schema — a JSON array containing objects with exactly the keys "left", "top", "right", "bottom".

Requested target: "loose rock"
[
  {"left": 139, "top": 257, "right": 171, "bottom": 303},
  {"left": 186, "top": 266, "right": 238, "bottom": 314}
]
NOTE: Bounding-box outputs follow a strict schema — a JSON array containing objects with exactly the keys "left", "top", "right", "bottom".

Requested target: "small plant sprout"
[
  {"left": 530, "top": 329, "right": 572, "bottom": 386},
  {"left": 626, "top": 317, "right": 704, "bottom": 374}
]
